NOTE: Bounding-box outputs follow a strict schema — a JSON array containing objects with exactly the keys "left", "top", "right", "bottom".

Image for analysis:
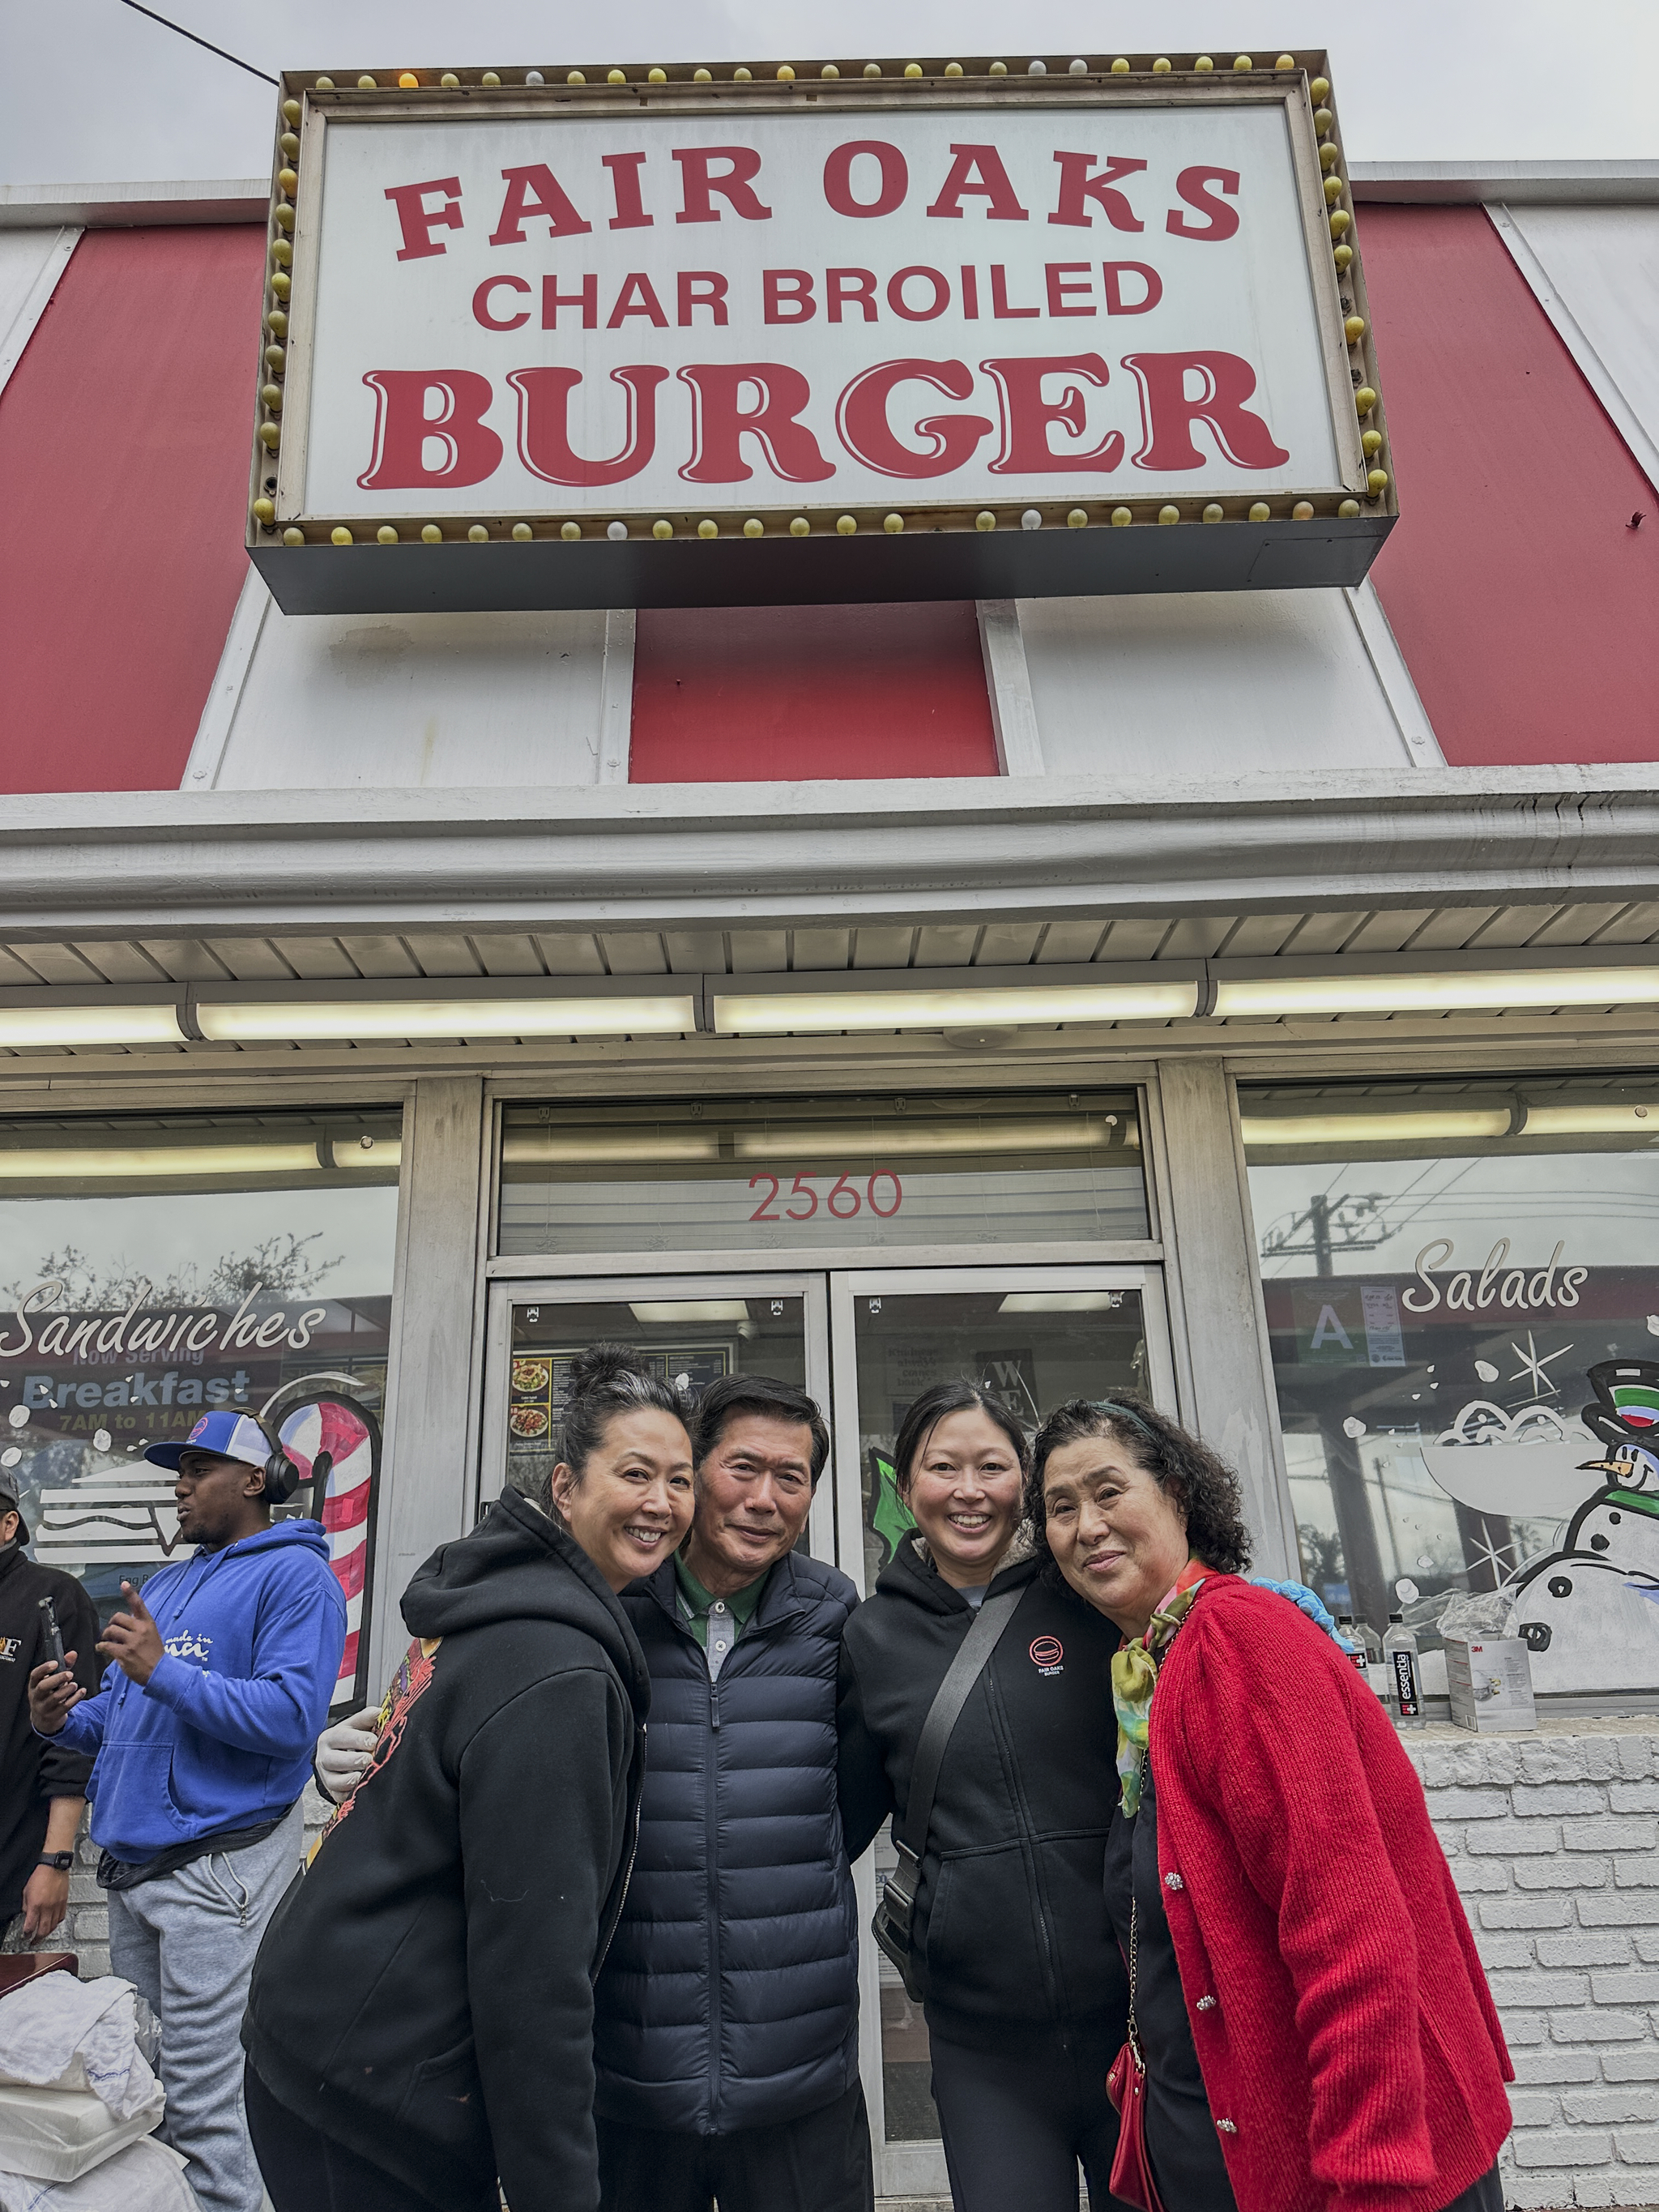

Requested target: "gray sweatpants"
[{"left": 108, "top": 1804, "right": 305, "bottom": 2212}]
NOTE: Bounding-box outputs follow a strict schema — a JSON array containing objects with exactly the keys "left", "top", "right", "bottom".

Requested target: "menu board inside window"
[
  {"left": 1242, "top": 1074, "right": 1659, "bottom": 1701},
  {"left": 501, "top": 1295, "right": 810, "bottom": 1506},
  {"left": 497, "top": 1090, "right": 1147, "bottom": 1256},
  {"left": 0, "top": 1111, "right": 401, "bottom": 1709}
]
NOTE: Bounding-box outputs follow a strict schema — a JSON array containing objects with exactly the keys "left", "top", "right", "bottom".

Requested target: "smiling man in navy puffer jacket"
[
  {"left": 597, "top": 1372, "right": 868, "bottom": 2212},
  {"left": 315, "top": 1370, "right": 868, "bottom": 2211}
]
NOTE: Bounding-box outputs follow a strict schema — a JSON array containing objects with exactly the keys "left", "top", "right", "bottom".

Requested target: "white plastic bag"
[
  {"left": 0, "top": 2134, "right": 197, "bottom": 2212},
  {"left": 0, "top": 2083, "right": 165, "bottom": 2186},
  {"left": 0, "top": 1978, "right": 159, "bottom": 2122},
  {"left": 1437, "top": 1588, "right": 1520, "bottom": 1641}
]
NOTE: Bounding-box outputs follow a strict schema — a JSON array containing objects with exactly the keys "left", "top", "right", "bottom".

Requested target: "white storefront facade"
[{"left": 3, "top": 53, "right": 1659, "bottom": 2204}]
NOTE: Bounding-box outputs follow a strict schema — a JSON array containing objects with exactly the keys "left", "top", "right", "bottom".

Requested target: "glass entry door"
[
  {"left": 830, "top": 1264, "right": 1175, "bottom": 2199},
  {"left": 480, "top": 1274, "right": 835, "bottom": 1557},
  {"left": 479, "top": 1262, "right": 1174, "bottom": 2201}
]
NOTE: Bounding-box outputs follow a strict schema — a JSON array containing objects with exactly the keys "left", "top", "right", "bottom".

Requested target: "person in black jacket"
[
  {"left": 595, "top": 1371, "right": 868, "bottom": 2212},
  {"left": 0, "top": 1475, "right": 100, "bottom": 1952},
  {"left": 837, "top": 1380, "right": 1130, "bottom": 2212},
  {"left": 241, "top": 1347, "right": 694, "bottom": 2212}
]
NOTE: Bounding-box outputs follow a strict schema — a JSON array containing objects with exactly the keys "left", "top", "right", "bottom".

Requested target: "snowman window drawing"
[{"left": 1433, "top": 1362, "right": 1659, "bottom": 1696}]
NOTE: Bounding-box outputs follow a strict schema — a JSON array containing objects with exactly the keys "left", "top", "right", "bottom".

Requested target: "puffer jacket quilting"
[{"left": 595, "top": 1549, "right": 862, "bottom": 2135}]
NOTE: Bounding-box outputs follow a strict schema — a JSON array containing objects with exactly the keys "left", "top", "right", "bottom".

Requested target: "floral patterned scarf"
[{"left": 1110, "top": 1558, "right": 1209, "bottom": 1817}]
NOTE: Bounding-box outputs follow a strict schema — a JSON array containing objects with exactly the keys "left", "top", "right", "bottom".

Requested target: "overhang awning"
[{"left": 0, "top": 767, "right": 1656, "bottom": 1079}]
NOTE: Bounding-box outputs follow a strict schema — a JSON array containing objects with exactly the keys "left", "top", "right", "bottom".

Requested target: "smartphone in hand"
[{"left": 37, "top": 1595, "right": 66, "bottom": 1672}]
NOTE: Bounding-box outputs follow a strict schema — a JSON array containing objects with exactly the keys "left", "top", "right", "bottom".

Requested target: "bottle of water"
[
  {"left": 1384, "top": 1613, "right": 1426, "bottom": 1727},
  {"left": 1356, "top": 1618, "right": 1389, "bottom": 1701},
  {"left": 1335, "top": 1617, "right": 1371, "bottom": 1676}
]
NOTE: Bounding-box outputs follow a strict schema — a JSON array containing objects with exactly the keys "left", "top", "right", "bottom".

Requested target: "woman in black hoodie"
[
  {"left": 242, "top": 1347, "right": 694, "bottom": 2212},
  {"left": 837, "top": 1380, "right": 1129, "bottom": 2212}
]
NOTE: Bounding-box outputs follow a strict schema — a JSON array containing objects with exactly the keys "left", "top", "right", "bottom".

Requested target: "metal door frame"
[
  {"left": 479, "top": 1271, "right": 837, "bottom": 1559},
  {"left": 827, "top": 1262, "right": 1176, "bottom": 1601},
  {"left": 826, "top": 1260, "right": 1175, "bottom": 2199},
  {"left": 480, "top": 1261, "right": 1177, "bottom": 2200}
]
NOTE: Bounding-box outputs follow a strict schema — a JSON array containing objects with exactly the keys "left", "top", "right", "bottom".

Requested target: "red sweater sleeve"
[{"left": 1168, "top": 1595, "right": 1437, "bottom": 2212}]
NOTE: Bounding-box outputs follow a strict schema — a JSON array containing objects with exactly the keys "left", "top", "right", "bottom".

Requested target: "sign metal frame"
[{"left": 247, "top": 51, "right": 1395, "bottom": 613}]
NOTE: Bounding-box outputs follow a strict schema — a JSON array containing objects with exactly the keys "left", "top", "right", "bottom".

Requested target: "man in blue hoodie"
[{"left": 28, "top": 1409, "right": 345, "bottom": 2212}]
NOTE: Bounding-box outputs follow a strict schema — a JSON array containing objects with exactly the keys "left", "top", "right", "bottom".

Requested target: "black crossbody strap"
[{"left": 882, "top": 1587, "right": 1022, "bottom": 1941}]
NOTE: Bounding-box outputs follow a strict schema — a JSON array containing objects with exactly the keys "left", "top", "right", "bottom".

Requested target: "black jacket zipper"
[
  {"left": 986, "top": 1647, "right": 1068, "bottom": 2030},
  {"left": 702, "top": 1659, "right": 723, "bottom": 2133},
  {"left": 654, "top": 1571, "right": 804, "bottom": 2137},
  {"left": 594, "top": 1718, "right": 646, "bottom": 1979}
]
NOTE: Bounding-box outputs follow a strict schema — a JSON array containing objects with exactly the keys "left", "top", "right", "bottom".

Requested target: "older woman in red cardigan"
[{"left": 1028, "top": 1398, "right": 1512, "bottom": 2212}]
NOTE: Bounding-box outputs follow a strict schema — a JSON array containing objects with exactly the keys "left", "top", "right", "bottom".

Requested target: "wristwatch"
[{"left": 36, "top": 1852, "right": 74, "bottom": 1871}]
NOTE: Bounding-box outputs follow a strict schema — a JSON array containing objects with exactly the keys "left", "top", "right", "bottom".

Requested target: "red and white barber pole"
[{"left": 275, "top": 1394, "right": 380, "bottom": 1709}]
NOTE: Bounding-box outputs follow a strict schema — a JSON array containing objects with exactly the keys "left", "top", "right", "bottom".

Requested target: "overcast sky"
[{"left": 3, "top": 0, "right": 1657, "bottom": 184}]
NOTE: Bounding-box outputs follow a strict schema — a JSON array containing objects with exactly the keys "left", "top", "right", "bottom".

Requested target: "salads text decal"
[{"left": 1402, "top": 1240, "right": 1589, "bottom": 1317}]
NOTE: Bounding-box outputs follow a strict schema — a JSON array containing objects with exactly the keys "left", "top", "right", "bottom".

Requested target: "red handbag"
[{"left": 1104, "top": 1902, "right": 1166, "bottom": 2212}]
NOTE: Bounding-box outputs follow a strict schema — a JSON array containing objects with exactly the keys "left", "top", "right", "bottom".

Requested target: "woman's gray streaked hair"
[{"left": 558, "top": 1343, "right": 691, "bottom": 1485}]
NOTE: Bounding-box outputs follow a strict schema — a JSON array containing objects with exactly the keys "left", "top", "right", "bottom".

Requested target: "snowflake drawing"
[{"left": 1509, "top": 1332, "right": 1574, "bottom": 1401}]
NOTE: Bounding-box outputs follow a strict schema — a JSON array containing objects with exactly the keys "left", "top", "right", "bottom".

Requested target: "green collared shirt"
[{"left": 674, "top": 1554, "right": 770, "bottom": 1679}]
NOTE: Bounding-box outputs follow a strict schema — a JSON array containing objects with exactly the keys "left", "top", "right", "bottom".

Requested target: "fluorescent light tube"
[
  {"left": 0, "top": 1005, "right": 182, "bottom": 1048},
  {"left": 1521, "top": 1104, "right": 1659, "bottom": 1137},
  {"left": 735, "top": 1117, "right": 1113, "bottom": 1161},
  {"left": 501, "top": 1132, "right": 721, "bottom": 1165},
  {"left": 1240, "top": 1110, "right": 1513, "bottom": 1147},
  {"left": 0, "top": 1143, "right": 328, "bottom": 1180},
  {"left": 1215, "top": 967, "right": 1659, "bottom": 1018},
  {"left": 712, "top": 981, "right": 1197, "bottom": 1036},
  {"left": 198, "top": 995, "right": 697, "bottom": 1042},
  {"left": 328, "top": 1138, "right": 403, "bottom": 1169},
  {"left": 629, "top": 1300, "right": 749, "bottom": 1323},
  {"left": 998, "top": 1292, "right": 1128, "bottom": 1313}
]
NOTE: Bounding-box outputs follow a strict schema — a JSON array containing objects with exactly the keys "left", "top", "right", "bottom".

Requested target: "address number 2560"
[{"left": 748, "top": 1172, "right": 903, "bottom": 1221}]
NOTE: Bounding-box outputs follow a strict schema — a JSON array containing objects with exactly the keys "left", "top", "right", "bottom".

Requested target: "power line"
[{"left": 116, "top": 0, "right": 277, "bottom": 86}]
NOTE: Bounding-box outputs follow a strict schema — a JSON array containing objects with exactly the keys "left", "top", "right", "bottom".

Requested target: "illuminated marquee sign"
[{"left": 249, "top": 52, "right": 1392, "bottom": 612}]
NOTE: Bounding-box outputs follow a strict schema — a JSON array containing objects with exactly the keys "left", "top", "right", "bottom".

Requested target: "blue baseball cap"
[{"left": 145, "top": 1411, "right": 275, "bottom": 1473}]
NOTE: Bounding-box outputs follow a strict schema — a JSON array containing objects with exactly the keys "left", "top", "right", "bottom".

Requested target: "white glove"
[{"left": 315, "top": 1705, "right": 379, "bottom": 1804}]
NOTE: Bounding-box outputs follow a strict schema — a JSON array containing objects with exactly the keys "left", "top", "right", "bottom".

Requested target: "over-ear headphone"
[{"left": 259, "top": 1430, "right": 302, "bottom": 1506}]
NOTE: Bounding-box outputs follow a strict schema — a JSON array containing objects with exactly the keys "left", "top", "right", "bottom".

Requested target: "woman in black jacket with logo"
[
  {"left": 838, "top": 1380, "right": 1129, "bottom": 2212},
  {"left": 242, "top": 1347, "right": 695, "bottom": 2212}
]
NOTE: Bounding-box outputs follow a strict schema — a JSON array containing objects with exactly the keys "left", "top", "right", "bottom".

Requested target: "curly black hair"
[{"left": 1024, "top": 1398, "right": 1252, "bottom": 1579}]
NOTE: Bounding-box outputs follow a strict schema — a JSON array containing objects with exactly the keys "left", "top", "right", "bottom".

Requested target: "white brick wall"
[
  {"left": 61, "top": 1831, "right": 109, "bottom": 1979},
  {"left": 42, "top": 1733, "right": 1659, "bottom": 2212},
  {"left": 1408, "top": 1717, "right": 1659, "bottom": 2211},
  {"left": 49, "top": 1781, "right": 335, "bottom": 1982}
]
